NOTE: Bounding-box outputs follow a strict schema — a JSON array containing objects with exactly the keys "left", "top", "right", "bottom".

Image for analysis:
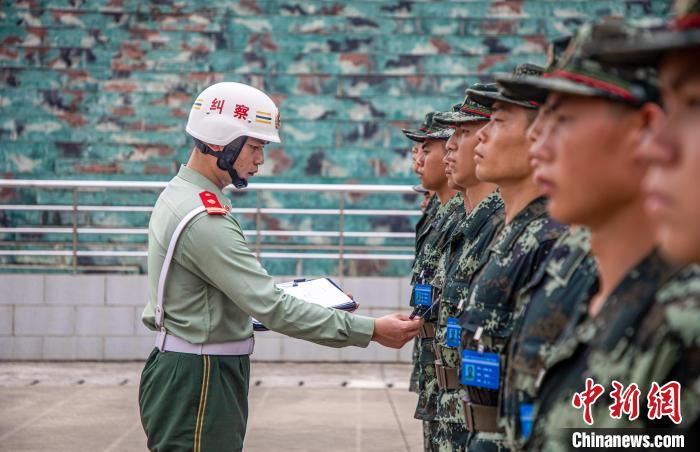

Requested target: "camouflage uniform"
[
  {"left": 431, "top": 191, "right": 505, "bottom": 451},
  {"left": 412, "top": 192, "right": 466, "bottom": 446},
  {"left": 404, "top": 112, "right": 444, "bottom": 394},
  {"left": 411, "top": 191, "right": 441, "bottom": 393},
  {"left": 522, "top": 14, "right": 700, "bottom": 451},
  {"left": 416, "top": 194, "right": 441, "bottom": 264},
  {"left": 500, "top": 228, "right": 598, "bottom": 450},
  {"left": 421, "top": 85, "right": 504, "bottom": 451},
  {"left": 526, "top": 253, "right": 700, "bottom": 451},
  {"left": 402, "top": 111, "right": 469, "bottom": 449},
  {"left": 490, "top": 38, "right": 597, "bottom": 451},
  {"left": 459, "top": 196, "right": 566, "bottom": 451}
]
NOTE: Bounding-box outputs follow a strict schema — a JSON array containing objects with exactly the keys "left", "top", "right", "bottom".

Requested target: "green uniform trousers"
[{"left": 139, "top": 348, "right": 251, "bottom": 452}]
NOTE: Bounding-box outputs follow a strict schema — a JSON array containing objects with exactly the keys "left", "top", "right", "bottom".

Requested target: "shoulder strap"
[{"left": 154, "top": 205, "right": 207, "bottom": 334}]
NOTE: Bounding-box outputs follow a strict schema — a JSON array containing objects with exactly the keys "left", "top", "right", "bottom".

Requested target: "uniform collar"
[
  {"left": 176, "top": 165, "right": 228, "bottom": 200},
  {"left": 491, "top": 195, "right": 549, "bottom": 255}
]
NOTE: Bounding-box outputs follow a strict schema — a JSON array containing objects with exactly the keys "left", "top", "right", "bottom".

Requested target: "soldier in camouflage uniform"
[
  {"left": 456, "top": 65, "right": 567, "bottom": 451},
  {"left": 404, "top": 113, "right": 466, "bottom": 449},
  {"left": 490, "top": 36, "right": 602, "bottom": 450},
  {"left": 499, "top": 227, "right": 597, "bottom": 449},
  {"left": 592, "top": 0, "right": 700, "bottom": 266},
  {"left": 404, "top": 113, "right": 450, "bottom": 393},
  {"left": 416, "top": 84, "right": 505, "bottom": 451},
  {"left": 506, "top": 20, "right": 700, "bottom": 450}
]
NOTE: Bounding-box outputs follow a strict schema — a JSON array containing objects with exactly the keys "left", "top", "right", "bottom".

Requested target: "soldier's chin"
[
  {"left": 547, "top": 199, "right": 574, "bottom": 225},
  {"left": 657, "top": 223, "right": 700, "bottom": 265}
]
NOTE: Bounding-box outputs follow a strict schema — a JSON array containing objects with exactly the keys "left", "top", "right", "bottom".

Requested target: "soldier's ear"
[{"left": 635, "top": 102, "right": 665, "bottom": 148}]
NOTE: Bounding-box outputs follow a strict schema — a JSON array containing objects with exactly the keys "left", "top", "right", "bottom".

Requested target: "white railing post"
[
  {"left": 71, "top": 189, "right": 78, "bottom": 274},
  {"left": 338, "top": 192, "right": 345, "bottom": 286}
]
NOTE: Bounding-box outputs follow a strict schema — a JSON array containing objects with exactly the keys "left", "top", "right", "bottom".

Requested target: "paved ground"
[{"left": 0, "top": 362, "right": 423, "bottom": 451}]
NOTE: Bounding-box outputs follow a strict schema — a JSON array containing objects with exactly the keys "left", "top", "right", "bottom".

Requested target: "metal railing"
[{"left": 0, "top": 179, "right": 420, "bottom": 278}]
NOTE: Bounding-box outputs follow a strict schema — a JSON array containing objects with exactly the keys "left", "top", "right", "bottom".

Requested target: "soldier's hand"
[{"left": 372, "top": 313, "right": 422, "bottom": 349}]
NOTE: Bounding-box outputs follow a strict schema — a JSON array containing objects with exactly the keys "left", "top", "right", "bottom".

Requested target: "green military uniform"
[
  {"left": 450, "top": 67, "right": 566, "bottom": 451},
  {"left": 140, "top": 166, "right": 374, "bottom": 451},
  {"left": 526, "top": 252, "right": 699, "bottom": 451},
  {"left": 417, "top": 193, "right": 440, "bottom": 255},
  {"left": 459, "top": 196, "right": 566, "bottom": 451},
  {"left": 521, "top": 13, "right": 700, "bottom": 451},
  {"left": 411, "top": 192, "right": 441, "bottom": 393},
  {"left": 420, "top": 85, "right": 504, "bottom": 451},
  {"left": 412, "top": 192, "right": 466, "bottom": 447},
  {"left": 402, "top": 111, "right": 468, "bottom": 451},
  {"left": 500, "top": 228, "right": 597, "bottom": 449},
  {"left": 487, "top": 36, "right": 598, "bottom": 450},
  {"left": 431, "top": 191, "right": 505, "bottom": 451},
  {"left": 404, "top": 113, "right": 445, "bottom": 395}
]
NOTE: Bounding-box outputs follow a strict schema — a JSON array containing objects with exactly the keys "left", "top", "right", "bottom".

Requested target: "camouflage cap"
[
  {"left": 498, "top": 20, "right": 659, "bottom": 106},
  {"left": 466, "top": 64, "right": 545, "bottom": 109},
  {"left": 434, "top": 83, "right": 494, "bottom": 125},
  {"left": 401, "top": 111, "right": 453, "bottom": 142},
  {"left": 497, "top": 35, "right": 573, "bottom": 104},
  {"left": 590, "top": 0, "right": 700, "bottom": 65}
]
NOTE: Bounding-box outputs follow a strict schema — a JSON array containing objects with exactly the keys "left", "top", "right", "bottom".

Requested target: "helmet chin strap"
[{"left": 196, "top": 136, "right": 249, "bottom": 189}]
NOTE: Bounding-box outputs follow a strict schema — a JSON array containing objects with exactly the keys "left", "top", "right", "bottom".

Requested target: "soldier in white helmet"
[{"left": 139, "top": 82, "right": 422, "bottom": 451}]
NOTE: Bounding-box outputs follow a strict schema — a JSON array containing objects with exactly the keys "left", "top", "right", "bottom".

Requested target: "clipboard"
[{"left": 252, "top": 277, "right": 358, "bottom": 331}]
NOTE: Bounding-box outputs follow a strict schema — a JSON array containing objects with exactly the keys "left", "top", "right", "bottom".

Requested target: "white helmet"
[{"left": 185, "top": 82, "right": 281, "bottom": 145}]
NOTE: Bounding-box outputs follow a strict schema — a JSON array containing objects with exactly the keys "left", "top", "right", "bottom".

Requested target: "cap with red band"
[
  {"left": 401, "top": 112, "right": 454, "bottom": 142},
  {"left": 467, "top": 64, "right": 545, "bottom": 110},
  {"left": 434, "top": 83, "right": 495, "bottom": 126},
  {"left": 589, "top": 0, "right": 700, "bottom": 65},
  {"left": 497, "top": 20, "right": 659, "bottom": 107}
]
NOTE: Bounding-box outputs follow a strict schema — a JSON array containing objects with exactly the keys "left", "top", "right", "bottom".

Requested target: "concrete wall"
[{"left": 0, "top": 274, "right": 414, "bottom": 362}]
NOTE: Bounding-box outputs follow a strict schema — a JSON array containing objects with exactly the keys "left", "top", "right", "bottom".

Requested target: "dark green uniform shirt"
[
  {"left": 410, "top": 192, "right": 441, "bottom": 393},
  {"left": 460, "top": 196, "right": 566, "bottom": 448},
  {"left": 412, "top": 193, "right": 466, "bottom": 420},
  {"left": 527, "top": 252, "right": 700, "bottom": 451},
  {"left": 432, "top": 191, "right": 505, "bottom": 424},
  {"left": 501, "top": 227, "right": 598, "bottom": 449},
  {"left": 415, "top": 193, "right": 440, "bottom": 259}
]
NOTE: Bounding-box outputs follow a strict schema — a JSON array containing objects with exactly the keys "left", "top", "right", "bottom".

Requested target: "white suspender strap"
[{"left": 155, "top": 205, "right": 207, "bottom": 351}]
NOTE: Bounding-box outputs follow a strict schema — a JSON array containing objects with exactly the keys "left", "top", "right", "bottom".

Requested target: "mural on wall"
[{"left": 0, "top": 0, "right": 670, "bottom": 274}]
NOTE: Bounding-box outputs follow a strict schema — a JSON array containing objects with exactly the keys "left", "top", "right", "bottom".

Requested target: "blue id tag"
[
  {"left": 445, "top": 318, "right": 461, "bottom": 348},
  {"left": 461, "top": 349, "right": 500, "bottom": 390},
  {"left": 413, "top": 284, "right": 433, "bottom": 307},
  {"left": 519, "top": 403, "right": 534, "bottom": 441}
]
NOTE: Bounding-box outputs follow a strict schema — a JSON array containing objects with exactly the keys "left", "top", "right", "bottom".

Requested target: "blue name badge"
[
  {"left": 519, "top": 403, "right": 534, "bottom": 441},
  {"left": 461, "top": 349, "right": 500, "bottom": 390},
  {"left": 414, "top": 284, "right": 433, "bottom": 307},
  {"left": 445, "top": 317, "right": 461, "bottom": 348}
]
